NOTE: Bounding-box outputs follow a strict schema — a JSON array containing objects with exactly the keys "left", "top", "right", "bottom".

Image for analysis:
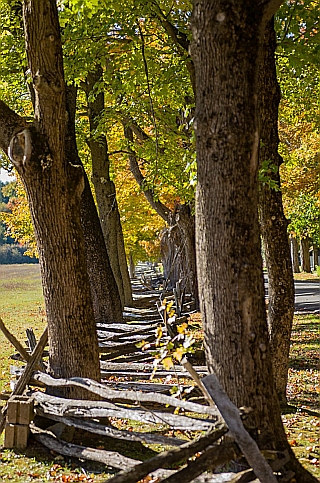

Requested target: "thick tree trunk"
[
  {"left": 115, "top": 207, "right": 133, "bottom": 307},
  {"left": 85, "top": 69, "right": 132, "bottom": 308},
  {"left": 0, "top": 1, "right": 101, "bottom": 391},
  {"left": 192, "top": 2, "right": 281, "bottom": 444},
  {"left": 81, "top": 176, "right": 124, "bottom": 321},
  {"left": 258, "top": 18, "right": 295, "bottom": 406},
  {"left": 290, "top": 235, "right": 300, "bottom": 273},
  {"left": 65, "top": 86, "right": 123, "bottom": 323},
  {"left": 300, "top": 236, "right": 311, "bottom": 272},
  {"left": 191, "top": 2, "right": 318, "bottom": 481},
  {"left": 175, "top": 204, "right": 199, "bottom": 309}
]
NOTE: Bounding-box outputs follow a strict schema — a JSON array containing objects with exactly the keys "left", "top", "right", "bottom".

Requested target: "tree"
[
  {"left": 191, "top": 1, "right": 317, "bottom": 480},
  {"left": 1, "top": 0, "right": 200, "bottom": 306},
  {"left": 258, "top": 17, "right": 295, "bottom": 406},
  {"left": 83, "top": 67, "right": 132, "bottom": 308},
  {"left": 1, "top": 178, "right": 37, "bottom": 255},
  {"left": 63, "top": 0, "right": 199, "bottom": 305},
  {"left": 0, "top": 0, "right": 100, "bottom": 393},
  {"left": 0, "top": 0, "right": 123, "bottom": 325},
  {"left": 123, "top": 122, "right": 199, "bottom": 305},
  {"left": 65, "top": 84, "right": 123, "bottom": 323},
  {"left": 276, "top": 0, "right": 320, "bottom": 273}
]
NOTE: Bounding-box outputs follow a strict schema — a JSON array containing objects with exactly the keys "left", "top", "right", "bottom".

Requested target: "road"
[
  {"left": 294, "top": 280, "right": 320, "bottom": 313},
  {"left": 265, "top": 278, "right": 320, "bottom": 314}
]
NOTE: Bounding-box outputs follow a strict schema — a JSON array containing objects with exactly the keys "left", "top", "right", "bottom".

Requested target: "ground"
[{"left": 0, "top": 264, "right": 319, "bottom": 482}]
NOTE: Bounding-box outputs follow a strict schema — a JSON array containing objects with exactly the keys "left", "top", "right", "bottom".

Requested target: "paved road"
[
  {"left": 294, "top": 280, "right": 320, "bottom": 313},
  {"left": 265, "top": 278, "right": 320, "bottom": 314}
]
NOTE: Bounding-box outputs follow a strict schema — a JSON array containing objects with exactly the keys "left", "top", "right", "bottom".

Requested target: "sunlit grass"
[{"left": 0, "top": 264, "right": 45, "bottom": 395}]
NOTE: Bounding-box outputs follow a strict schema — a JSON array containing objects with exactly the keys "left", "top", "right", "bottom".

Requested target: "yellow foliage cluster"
[{"left": 279, "top": 114, "right": 320, "bottom": 215}]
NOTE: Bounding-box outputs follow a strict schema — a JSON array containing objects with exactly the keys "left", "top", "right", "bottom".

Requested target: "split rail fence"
[{"left": 0, "top": 263, "right": 291, "bottom": 483}]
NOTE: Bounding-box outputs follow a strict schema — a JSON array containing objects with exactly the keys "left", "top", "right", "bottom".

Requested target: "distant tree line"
[{"left": 0, "top": 180, "right": 37, "bottom": 264}]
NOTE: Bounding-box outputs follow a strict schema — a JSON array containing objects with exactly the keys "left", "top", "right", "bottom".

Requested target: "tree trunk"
[
  {"left": 84, "top": 68, "right": 132, "bottom": 308},
  {"left": 160, "top": 204, "right": 199, "bottom": 309},
  {"left": 192, "top": 0, "right": 280, "bottom": 442},
  {"left": 0, "top": 0, "right": 101, "bottom": 392},
  {"left": 258, "top": 18, "right": 295, "bottom": 406},
  {"left": 129, "top": 252, "right": 135, "bottom": 278},
  {"left": 160, "top": 224, "right": 184, "bottom": 290},
  {"left": 65, "top": 86, "right": 123, "bottom": 323},
  {"left": 290, "top": 235, "right": 300, "bottom": 273},
  {"left": 191, "top": 2, "right": 317, "bottom": 481},
  {"left": 313, "top": 247, "right": 318, "bottom": 270},
  {"left": 300, "top": 236, "right": 311, "bottom": 272}
]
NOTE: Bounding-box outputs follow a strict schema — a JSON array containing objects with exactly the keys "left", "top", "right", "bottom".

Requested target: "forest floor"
[{"left": 0, "top": 264, "right": 319, "bottom": 482}]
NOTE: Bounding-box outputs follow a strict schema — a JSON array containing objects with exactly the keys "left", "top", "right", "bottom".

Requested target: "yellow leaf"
[
  {"left": 166, "top": 301, "right": 174, "bottom": 313},
  {"left": 173, "top": 347, "right": 185, "bottom": 361},
  {"left": 177, "top": 322, "right": 188, "bottom": 334},
  {"left": 162, "top": 357, "right": 174, "bottom": 370}
]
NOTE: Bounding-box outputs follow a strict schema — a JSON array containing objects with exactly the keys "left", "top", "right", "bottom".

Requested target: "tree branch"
[
  {"left": 150, "top": 1, "right": 196, "bottom": 93},
  {"left": 0, "top": 100, "right": 27, "bottom": 155},
  {"left": 151, "top": 1, "right": 190, "bottom": 53},
  {"left": 123, "top": 124, "right": 171, "bottom": 223},
  {"left": 122, "top": 116, "right": 154, "bottom": 143},
  {"left": 263, "top": 0, "right": 285, "bottom": 22}
]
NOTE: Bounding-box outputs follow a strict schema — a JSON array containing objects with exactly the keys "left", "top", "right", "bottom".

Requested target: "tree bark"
[
  {"left": 0, "top": 0, "right": 101, "bottom": 391},
  {"left": 258, "top": 18, "right": 295, "bottom": 406},
  {"left": 129, "top": 252, "right": 135, "bottom": 278},
  {"left": 160, "top": 204, "right": 199, "bottom": 308},
  {"left": 191, "top": 2, "right": 318, "bottom": 481},
  {"left": 290, "top": 235, "right": 300, "bottom": 273},
  {"left": 300, "top": 236, "right": 311, "bottom": 272},
  {"left": 65, "top": 85, "right": 123, "bottom": 323},
  {"left": 84, "top": 68, "right": 132, "bottom": 308}
]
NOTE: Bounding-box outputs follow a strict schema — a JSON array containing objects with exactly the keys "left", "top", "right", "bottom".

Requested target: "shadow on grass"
[{"left": 281, "top": 404, "right": 320, "bottom": 418}]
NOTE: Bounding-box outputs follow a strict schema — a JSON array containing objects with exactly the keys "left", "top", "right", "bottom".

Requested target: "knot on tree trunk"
[
  {"left": 8, "top": 126, "right": 52, "bottom": 174},
  {"left": 8, "top": 128, "right": 32, "bottom": 167}
]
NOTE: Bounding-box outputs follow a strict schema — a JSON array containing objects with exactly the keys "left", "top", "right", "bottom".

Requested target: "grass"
[
  {"left": 0, "top": 264, "right": 319, "bottom": 481},
  {"left": 283, "top": 314, "right": 320, "bottom": 478},
  {"left": 0, "top": 264, "right": 46, "bottom": 395}
]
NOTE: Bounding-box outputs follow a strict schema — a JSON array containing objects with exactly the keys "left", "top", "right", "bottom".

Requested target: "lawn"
[
  {"left": 0, "top": 264, "right": 46, "bottom": 395},
  {"left": 0, "top": 264, "right": 319, "bottom": 481}
]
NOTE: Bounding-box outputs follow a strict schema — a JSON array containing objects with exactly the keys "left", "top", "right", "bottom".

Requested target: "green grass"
[
  {"left": 0, "top": 264, "right": 46, "bottom": 395},
  {"left": 0, "top": 264, "right": 319, "bottom": 481}
]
